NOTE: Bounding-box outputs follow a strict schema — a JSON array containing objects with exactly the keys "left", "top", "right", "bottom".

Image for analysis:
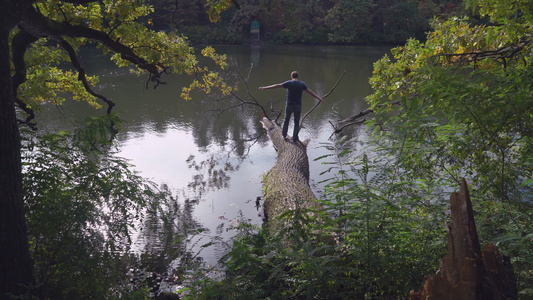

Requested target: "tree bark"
[
  {"left": 0, "top": 2, "right": 36, "bottom": 297},
  {"left": 260, "top": 117, "right": 320, "bottom": 231},
  {"left": 410, "top": 178, "right": 517, "bottom": 300}
]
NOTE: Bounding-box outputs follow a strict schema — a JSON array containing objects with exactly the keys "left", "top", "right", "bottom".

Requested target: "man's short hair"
[{"left": 291, "top": 71, "right": 299, "bottom": 78}]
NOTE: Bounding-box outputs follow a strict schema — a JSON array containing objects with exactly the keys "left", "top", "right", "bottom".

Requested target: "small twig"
[
  {"left": 229, "top": 64, "right": 271, "bottom": 118},
  {"left": 246, "top": 63, "right": 254, "bottom": 82},
  {"left": 268, "top": 99, "right": 282, "bottom": 122}
]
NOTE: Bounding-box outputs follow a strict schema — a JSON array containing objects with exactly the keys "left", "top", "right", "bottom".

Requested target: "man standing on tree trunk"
[{"left": 259, "top": 71, "right": 323, "bottom": 142}]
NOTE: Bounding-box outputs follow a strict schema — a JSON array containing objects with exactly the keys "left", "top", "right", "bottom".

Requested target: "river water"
[{"left": 34, "top": 45, "right": 390, "bottom": 276}]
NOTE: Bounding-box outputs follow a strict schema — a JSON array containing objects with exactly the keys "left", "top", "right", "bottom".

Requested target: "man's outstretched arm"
[
  {"left": 259, "top": 83, "right": 283, "bottom": 90},
  {"left": 305, "top": 88, "right": 324, "bottom": 101}
]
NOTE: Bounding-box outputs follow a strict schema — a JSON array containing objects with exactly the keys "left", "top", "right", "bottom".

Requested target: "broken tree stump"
[
  {"left": 410, "top": 178, "right": 517, "bottom": 300},
  {"left": 260, "top": 117, "right": 320, "bottom": 231}
]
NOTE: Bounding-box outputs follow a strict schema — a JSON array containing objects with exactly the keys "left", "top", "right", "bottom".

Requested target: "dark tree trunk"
[
  {"left": 0, "top": 2, "right": 35, "bottom": 297},
  {"left": 410, "top": 179, "right": 517, "bottom": 300},
  {"left": 260, "top": 117, "right": 320, "bottom": 231}
]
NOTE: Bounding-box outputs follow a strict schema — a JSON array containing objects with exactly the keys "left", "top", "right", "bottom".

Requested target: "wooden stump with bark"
[
  {"left": 260, "top": 117, "right": 320, "bottom": 231},
  {"left": 410, "top": 178, "right": 517, "bottom": 300}
]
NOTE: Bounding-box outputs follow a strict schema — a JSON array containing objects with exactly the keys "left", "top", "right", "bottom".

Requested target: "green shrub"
[{"left": 22, "top": 114, "right": 172, "bottom": 299}]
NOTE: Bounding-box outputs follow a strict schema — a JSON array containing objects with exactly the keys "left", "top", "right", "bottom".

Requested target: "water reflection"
[
  {"left": 186, "top": 153, "right": 235, "bottom": 195},
  {"left": 133, "top": 186, "right": 206, "bottom": 294},
  {"left": 33, "top": 45, "right": 390, "bottom": 277}
]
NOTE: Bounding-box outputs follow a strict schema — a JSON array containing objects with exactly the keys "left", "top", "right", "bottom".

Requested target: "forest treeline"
[{"left": 150, "top": 0, "right": 465, "bottom": 45}]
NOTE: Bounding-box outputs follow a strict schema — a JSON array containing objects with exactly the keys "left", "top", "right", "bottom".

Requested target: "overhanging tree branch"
[
  {"left": 58, "top": 38, "right": 116, "bottom": 115},
  {"left": 19, "top": 6, "right": 165, "bottom": 85},
  {"left": 436, "top": 35, "right": 531, "bottom": 66},
  {"left": 13, "top": 4, "right": 177, "bottom": 129}
]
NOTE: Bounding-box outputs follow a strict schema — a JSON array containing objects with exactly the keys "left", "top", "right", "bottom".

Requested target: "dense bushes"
[
  {"left": 24, "top": 116, "right": 531, "bottom": 298},
  {"left": 22, "top": 115, "right": 183, "bottom": 299},
  {"left": 186, "top": 133, "right": 533, "bottom": 299},
  {"left": 183, "top": 138, "right": 450, "bottom": 299}
]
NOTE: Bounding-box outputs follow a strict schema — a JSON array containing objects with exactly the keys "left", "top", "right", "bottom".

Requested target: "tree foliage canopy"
[
  {"left": 11, "top": 0, "right": 233, "bottom": 126},
  {"left": 367, "top": 0, "right": 533, "bottom": 202}
]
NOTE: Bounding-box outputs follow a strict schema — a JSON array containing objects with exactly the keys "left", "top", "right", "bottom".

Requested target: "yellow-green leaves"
[
  {"left": 19, "top": 66, "right": 101, "bottom": 109},
  {"left": 204, "top": 0, "right": 233, "bottom": 22},
  {"left": 14, "top": 38, "right": 100, "bottom": 110},
  {"left": 181, "top": 46, "right": 233, "bottom": 101},
  {"left": 36, "top": 0, "right": 153, "bottom": 31},
  {"left": 466, "top": 0, "right": 533, "bottom": 26},
  {"left": 14, "top": 0, "right": 234, "bottom": 111},
  {"left": 368, "top": 13, "right": 532, "bottom": 120},
  {"left": 110, "top": 29, "right": 196, "bottom": 74}
]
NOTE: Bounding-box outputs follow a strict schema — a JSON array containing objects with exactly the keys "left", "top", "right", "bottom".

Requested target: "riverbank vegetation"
[{"left": 185, "top": 0, "right": 533, "bottom": 298}]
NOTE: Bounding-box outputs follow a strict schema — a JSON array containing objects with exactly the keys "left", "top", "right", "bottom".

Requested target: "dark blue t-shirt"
[{"left": 282, "top": 80, "right": 308, "bottom": 105}]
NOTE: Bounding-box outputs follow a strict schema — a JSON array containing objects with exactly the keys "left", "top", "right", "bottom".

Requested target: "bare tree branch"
[
  {"left": 338, "top": 107, "right": 374, "bottom": 124},
  {"left": 212, "top": 65, "right": 347, "bottom": 135},
  {"left": 436, "top": 36, "right": 531, "bottom": 65},
  {"left": 333, "top": 101, "right": 400, "bottom": 134},
  {"left": 267, "top": 99, "right": 282, "bottom": 122},
  {"left": 210, "top": 63, "right": 275, "bottom": 119},
  {"left": 299, "top": 70, "right": 346, "bottom": 129},
  {"left": 332, "top": 119, "right": 366, "bottom": 134}
]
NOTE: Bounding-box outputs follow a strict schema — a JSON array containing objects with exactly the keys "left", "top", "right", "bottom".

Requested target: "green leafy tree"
[
  {"left": 364, "top": 0, "right": 533, "bottom": 293},
  {"left": 279, "top": 0, "right": 330, "bottom": 43},
  {"left": 325, "top": 0, "right": 374, "bottom": 43},
  {"left": 150, "top": 0, "right": 211, "bottom": 30},
  {"left": 367, "top": 1, "right": 533, "bottom": 202},
  {"left": 372, "top": 0, "right": 427, "bottom": 43},
  {"left": 22, "top": 115, "right": 162, "bottom": 299},
  {"left": 0, "top": 0, "right": 233, "bottom": 298}
]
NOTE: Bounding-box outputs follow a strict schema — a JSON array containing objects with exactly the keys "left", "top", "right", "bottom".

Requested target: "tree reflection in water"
[
  {"left": 134, "top": 134, "right": 265, "bottom": 294},
  {"left": 134, "top": 184, "right": 205, "bottom": 294}
]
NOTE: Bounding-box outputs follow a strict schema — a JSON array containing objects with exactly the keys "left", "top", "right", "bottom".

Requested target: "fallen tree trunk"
[
  {"left": 410, "top": 178, "right": 517, "bottom": 300},
  {"left": 260, "top": 117, "right": 320, "bottom": 231}
]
